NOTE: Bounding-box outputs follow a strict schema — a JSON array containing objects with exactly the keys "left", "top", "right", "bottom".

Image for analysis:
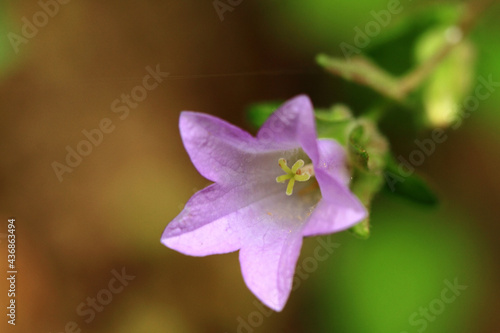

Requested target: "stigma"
[{"left": 276, "top": 158, "right": 315, "bottom": 196}]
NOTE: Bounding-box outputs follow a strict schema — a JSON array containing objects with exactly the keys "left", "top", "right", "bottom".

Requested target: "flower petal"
[
  {"left": 239, "top": 225, "right": 303, "bottom": 312},
  {"left": 162, "top": 179, "right": 292, "bottom": 255},
  {"left": 302, "top": 169, "right": 367, "bottom": 236},
  {"left": 236, "top": 191, "right": 313, "bottom": 311},
  {"left": 316, "top": 139, "right": 350, "bottom": 186},
  {"left": 162, "top": 215, "right": 240, "bottom": 256},
  {"left": 161, "top": 182, "right": 252, "bottom": 256},
  {"left": 257, "top": 95, "right": 319, "bottom": 162},
  {"left": 179, "top": 111, "right": 258, "bottom": 184},
  {"left": 301, "top": 137, "right": 366, "bottom": 236}
]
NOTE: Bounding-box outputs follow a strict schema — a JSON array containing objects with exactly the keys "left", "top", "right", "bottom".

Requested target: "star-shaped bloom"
[{"left": 161, "top": 95, "right": 367, "bottom": 311}]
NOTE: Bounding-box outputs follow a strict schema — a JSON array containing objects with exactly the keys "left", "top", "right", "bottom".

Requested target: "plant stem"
[{"left": 396, "top": 0, "right": 496, "bottom": 98}]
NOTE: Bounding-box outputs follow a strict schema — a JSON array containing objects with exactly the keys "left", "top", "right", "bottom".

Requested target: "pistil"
[{"left": 276, "top": 158, "right": 315, "bottom": 196}]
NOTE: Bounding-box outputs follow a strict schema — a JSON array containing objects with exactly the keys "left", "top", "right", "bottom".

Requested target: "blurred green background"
[{"left": 0, "top": 0, "right": 498, "bottom": 332}]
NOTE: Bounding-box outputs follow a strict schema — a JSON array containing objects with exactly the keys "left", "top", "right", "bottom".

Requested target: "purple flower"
[{"left": 161, "top": 95, "right": 366, "bottom": 311}]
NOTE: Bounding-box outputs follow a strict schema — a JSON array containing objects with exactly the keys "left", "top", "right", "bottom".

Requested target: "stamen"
[
  {"left": 286, "top": 178, "right": 296, "bottom": 196},
  {"left": 291, "top": 160, "right": 304, "bottom": 173},
  {"left": 294, "top": 174, "right": 310, "bottom": 182},
  {"left": 276, "top": 174, "right": 290, "bottom": 183},
  {"left": 278, "top": 158, "right": 291, "bottom": 173},
  {"left": 276, "top": 158, "right": 315, "bottom": 196}
]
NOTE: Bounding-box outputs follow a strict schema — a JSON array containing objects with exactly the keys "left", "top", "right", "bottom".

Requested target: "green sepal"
[
  {"left": 350, "top": 216, "right": 370, "bottom": 240},
  {"left": 349, "top": 168, "right": 385, "bottom": 240},
  {"left": 348, "top": 125, "right": 370, "bottom": 171},
  {"left": 346, "top": 119, "right": 389, "bottom": 239}
]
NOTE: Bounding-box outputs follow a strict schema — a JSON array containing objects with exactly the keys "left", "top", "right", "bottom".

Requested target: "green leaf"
[
  {"left": 384, "top": 156, "right": 439, "bottom": 205},
  {"left": 245, "top": 101, "right": 282, "bottom": 129}
]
